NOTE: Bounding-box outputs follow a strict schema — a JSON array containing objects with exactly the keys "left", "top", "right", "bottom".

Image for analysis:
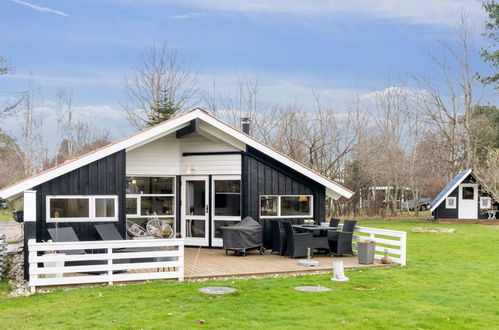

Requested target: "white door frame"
[
  {"left": 181, "top": 176, "right": 209, "bottom": 246},
  {"left": 458, "top": 183, "right": 478, "bottom": 219},
  {"left": 211, "top": 175, "right": 242, "bottom": 247}
]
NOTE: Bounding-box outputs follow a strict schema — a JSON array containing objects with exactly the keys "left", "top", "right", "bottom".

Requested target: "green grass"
[
  {"left": 0, "top": 211, "right": 12, "bottom": 222},
  {"left": 1, "top": 221, "right": 498, "bottom": 329}
]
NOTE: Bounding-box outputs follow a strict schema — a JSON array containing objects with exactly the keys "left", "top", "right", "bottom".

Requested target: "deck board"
[{"left": 184, "top": 247, "right": 394, "bottom": 279}]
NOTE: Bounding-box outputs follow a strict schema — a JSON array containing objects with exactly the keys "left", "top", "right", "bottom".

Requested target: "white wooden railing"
[
  {"left": 322, "top": 223, "right": 407, "bottom": 266},
  {"left": 28, "top": 238, "right": 184, "bottom": 293}
]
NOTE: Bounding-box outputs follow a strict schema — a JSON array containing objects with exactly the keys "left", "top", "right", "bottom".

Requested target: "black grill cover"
[{"left": 221, "top": 216, "right": 263, "bottom": 250}]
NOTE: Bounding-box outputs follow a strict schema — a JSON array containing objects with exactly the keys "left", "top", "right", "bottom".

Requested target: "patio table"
[{"left": 292, "top": 225, "right": 338, "bottom": 232}]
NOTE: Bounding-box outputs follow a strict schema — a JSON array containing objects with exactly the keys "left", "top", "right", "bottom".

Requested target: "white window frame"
[
  {"left": 211, "top": 175, "right": 241, "bottom": 247},
  {"left": 480, "top": 197, "right": 492, "bottom": 209},
  {"left": 46, "top": 195, "right": 118, "bottom": 223},
  {"left": 212, "top": 175, "right": 241, "bottom": 221},
  {"left": 125, "top": 175, "right": 176, "bottom": 219},
  {"left": 259, "top": 195, "right": 313, "bottom": 218},
  {"left": 445, "top": 196, "right": 456, "bottom": 209}
]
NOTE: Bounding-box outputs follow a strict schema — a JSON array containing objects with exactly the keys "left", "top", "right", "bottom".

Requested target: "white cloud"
[
  {"left": 169, "top": 12, "right": 203, "bottom": 19},
  {"left": 74, "top": 105, "right": 125, "bottom": 121},
  {"left": 6, "top": 73, "right": 121, "bottom": 87},
  {"left": 10, "top": 0, "right": 70, "bottom": 17},
  {"left": 360, "top": 86, "right": 427, "bottom": 103},
  {"left": 155, "top": 0, "right": 483, "bottom": 27},
  {"left": 198, "top": 71, "right": 359, "bottom": 109}
]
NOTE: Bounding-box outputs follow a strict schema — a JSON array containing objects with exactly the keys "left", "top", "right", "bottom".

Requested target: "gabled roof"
[
  {"left": 0, "top": 109, "right": 353, "bottom": 200},
  {"left": 429, "top": 169, "right": 471, "bottom": 212},
  {"left": 429, "top": 169, "right": 499, "bottom": 212}
]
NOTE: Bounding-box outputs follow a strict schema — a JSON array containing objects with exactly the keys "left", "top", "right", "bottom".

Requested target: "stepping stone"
[
  {"left": 298, "top": 259, "right": 319, "bottom": 267},
  {"left": 199, "top": 286, "right": 237, "bottom": 295},
  {"left": 294, "top": 286, "right": 332, "bottom": 292}
]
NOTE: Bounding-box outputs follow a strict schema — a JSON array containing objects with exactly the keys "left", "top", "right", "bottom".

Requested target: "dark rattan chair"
[
  {"left": 282, "top": 221, "right": 313, "bottom": 258},
  {"left": 270, "top": 220, "right": 286, "bottom": 255},
  {"left": 328, "top": 220, "right": 357, "bottom": 256},
  {"left": 329, "top": 218, "right": 341, "bottom": 228},
  {"left": 315, "top": 218, "right": 341, "bottom": 237},
  {"left": 260, "top": 219, "right": 273, "bottom": 250}
]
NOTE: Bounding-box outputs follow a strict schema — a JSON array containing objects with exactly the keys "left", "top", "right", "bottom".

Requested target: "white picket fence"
[
  {"left": 0, "top": 234, "right": 5, "bottom": 280},
  {"left": 322, "top": 223, "right": 407, "bottom": 266},
  {"left": 28, "top": 238, "right": 184, "bottom": 293}
]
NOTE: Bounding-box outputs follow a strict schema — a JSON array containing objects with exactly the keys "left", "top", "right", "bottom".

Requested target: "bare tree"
[
  {"left": 13, "top": 78, "right": 48, "bottom": 177},
  {"left": 53, "top": 87, "right": 111, "bottom": 165},
  {"left": 0, "top": 56, "right": 22, "bottom": 117},
  {"left": 123, "top": 43, "right": 200, "bottom": 129},
  {"left": 414, "top": 13, "right": 482, "bottom": 179},
  {"left": 0, "top": 130, "right": 25, "bottom": 187}
]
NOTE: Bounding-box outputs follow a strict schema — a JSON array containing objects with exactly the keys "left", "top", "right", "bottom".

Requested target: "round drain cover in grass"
[
  {"left": 199, "top": 287, "right": 237, "bottom": 295},
  {"left": 294, "top": 286, "right": 332, "bottom": 292}
]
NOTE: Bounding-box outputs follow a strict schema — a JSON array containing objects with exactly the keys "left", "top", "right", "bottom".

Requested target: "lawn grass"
[
  {"left": 0, "top": 221, "right": 498, "bottom": 329},
  {"left": 0, "top": 211, "right": 12, "bottom": 222}
]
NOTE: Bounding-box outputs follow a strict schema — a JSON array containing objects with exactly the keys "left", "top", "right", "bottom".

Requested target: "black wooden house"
[{"left": 0, "top": 109, "right": 353, "bottom": 275}]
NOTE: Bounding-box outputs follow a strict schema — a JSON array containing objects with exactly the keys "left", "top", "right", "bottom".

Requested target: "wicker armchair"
[
  {"left": 282, "top": 221, "right": 313, "bottom": 258},
  {"left": 270, "top": 220, "right": 286, "bottom": 255},
  {"left": 328, "top": 220, "right": 357, "bottom": 256}
]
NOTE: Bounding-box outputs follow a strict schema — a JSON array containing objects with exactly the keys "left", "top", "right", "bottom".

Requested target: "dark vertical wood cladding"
[
  {"left": 242, "top": 146, "right": 326, "bottom": 225},
  {"left": 434, "top": 187, "right": 458, "bottom": 218},
  {"left": 33, "top": 150, "right": 127, "bottom": 242}
]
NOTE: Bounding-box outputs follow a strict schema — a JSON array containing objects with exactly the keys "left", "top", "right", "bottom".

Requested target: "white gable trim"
[
  {"left": 0, "top": 109, "right": 353, "bottom": 200},
  {"left": 429, "top": 169, "right": 472, "bottom": 212}
]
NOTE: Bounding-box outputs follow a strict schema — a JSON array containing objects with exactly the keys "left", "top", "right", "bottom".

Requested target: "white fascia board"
[
  {"left": 0, "top": 111, "right": 200, "bottom": 200},
  {"left": 429, "top": 169, "right": 472, "bottom": 212},
  {"left": 196, "top": 112, "right": 354, "bottom": 200},
  {"left": 326, "top": 188, "right": 343, "bottom": 200}
]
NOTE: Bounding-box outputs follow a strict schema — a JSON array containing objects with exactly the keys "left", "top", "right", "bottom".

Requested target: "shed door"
[{"left": 458, "top": 184, "right": 478, "bottom": 219}]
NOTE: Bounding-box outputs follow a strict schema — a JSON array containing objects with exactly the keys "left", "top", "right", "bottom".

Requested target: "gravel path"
[{"left": 0, "top": 220, "right": 22, "bottom": 243}]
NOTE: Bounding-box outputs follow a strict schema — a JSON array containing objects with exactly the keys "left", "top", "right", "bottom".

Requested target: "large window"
[
  {"left": 214, "top": 180, "right": 240, "bottom": 216},
  {"left": 126, "top": 176, "right": 175, "bottom": 221},
  {"left": 260, "top": 196, "right": 278, "bottom": 217},
  {"left": 47, "top": 195, "right": 118, "bottom": 222},
  {"left": 260, "top": 195, "right": 313, "bottom": 218},
  {"left": 212, "top": 176, "right": 241, "bottom": 241},
  {"left": 126, "top": 176, "right": 173, "bottom": 194}
]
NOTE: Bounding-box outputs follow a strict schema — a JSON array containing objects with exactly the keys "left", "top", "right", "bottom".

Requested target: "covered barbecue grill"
[{"left": 221, "top": 216, "right": 266, "bottom": 256}]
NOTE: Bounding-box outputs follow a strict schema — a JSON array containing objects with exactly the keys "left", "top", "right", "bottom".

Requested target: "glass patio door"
[{"left": 181, "top": 176, "right": 209, "bottom": 246}]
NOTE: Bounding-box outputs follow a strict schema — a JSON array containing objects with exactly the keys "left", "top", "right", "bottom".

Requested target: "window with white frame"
[
  {"left": 480, "top": 197, "right": 492, "bottom": 209},
  {"left": 260, "top": 195, "right": 313, "bottom": 218},
  {"left": 47, "top": 195, "right": 118, "bottom": 222},
  {"left": 212, "top": 177, "right": 241, "bottom": 240},
  {"left": 445, "top": 197, "right": 456, "bottom": 209},
  {"left": 126, "top": 176, "right": 175, "bottom": 225}
]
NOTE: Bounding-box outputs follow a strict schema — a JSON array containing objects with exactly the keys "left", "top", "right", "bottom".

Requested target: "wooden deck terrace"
[
  {"left": 36, "top": 247, "right": 397, "bottom": 291},
  {"left": 184, "top": 247, "right": 396, "bottom": 279}
]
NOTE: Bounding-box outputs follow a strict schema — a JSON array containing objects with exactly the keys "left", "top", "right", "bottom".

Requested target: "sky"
[{"left": 0, "top": 0, "right": 497, "bottom": 145}]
